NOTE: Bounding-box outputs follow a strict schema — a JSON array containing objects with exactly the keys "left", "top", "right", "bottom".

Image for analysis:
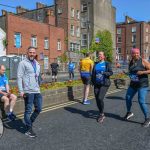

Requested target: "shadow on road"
[
  {"left": 3, "top": 118, "right": 26, "bottom": 134},
  {"left": 64, "top": 107, "right": 125, "bottom": 121},
  {"left": 106, "top": 96, "right": 125, "bottom": 100},
  {"left": 64, "top": 107, "right": 142, "bottom": 125}
]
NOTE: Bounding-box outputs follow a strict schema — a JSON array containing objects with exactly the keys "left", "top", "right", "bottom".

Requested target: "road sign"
[{"left": 95, "top": 37, "right": 100, "bottom": 44}]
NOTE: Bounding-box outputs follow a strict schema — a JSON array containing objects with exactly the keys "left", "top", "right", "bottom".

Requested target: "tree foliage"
[
  {"left": 58, "top": 52, "right": 68, "bottom": 63},
  {"left": 90, "top": 30, "right": 113, "bottom": 62}
]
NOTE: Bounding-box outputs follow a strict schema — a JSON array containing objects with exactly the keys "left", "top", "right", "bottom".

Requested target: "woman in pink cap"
[{"left": 124, "top": 48, "right": 150, "bottom": 127}]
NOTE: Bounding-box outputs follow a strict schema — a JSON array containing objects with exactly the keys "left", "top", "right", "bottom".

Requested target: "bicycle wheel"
[{"left": 0, "top": 118, "right": 4, "bottom": 138}]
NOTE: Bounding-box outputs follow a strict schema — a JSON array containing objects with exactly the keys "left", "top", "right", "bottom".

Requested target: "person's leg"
[
  {"left": 30, "top": 93, "right": 42, "bottom": 123},
  {"left": 52, "top": 71, "right": 55, "bottom": 82},
  {"left": 84, "top": 84, "right": 90, "bottom": 101},
  {"left": 124, "top": 86, "right": 137, "bottom": 119},
  {"left": 94, "top": 86, "right": 109, "bottom": 114},
  {"left": 94, "top": 86, "right": 109, "bottom": 123},
  {"left": 138, "top": 87, "right": 150, "bottom": 127},
  {"left": 24, "top": 93, "right": 34, "bottom": 128},
  {"left": 72, "top": 71, "right": 74, "bottom": 80},
  {"left": 138, "top": 87, "right": 149, "bottom": 118},
  {"left": 69, "top": 71, "right": 71, "bottom": 80},
  {"left": 9, "top": 94, "right": 17, "bottom": 113},
  {"left": 55, "top": 72, "right": 58, "bottom": 82},
  {"left": 126, "top": 87, "right": 137, "bottom": 112},
  {"left": 1, "top": 96, "right": 10, "bottom": 113}
]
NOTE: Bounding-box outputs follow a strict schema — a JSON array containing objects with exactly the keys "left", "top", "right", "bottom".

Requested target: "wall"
[
  {"left": 0, "top": 28, "right": 6, "bottom": 56},
  {"left": 6, "top": 14, "right": 65, "bottom": 66}
]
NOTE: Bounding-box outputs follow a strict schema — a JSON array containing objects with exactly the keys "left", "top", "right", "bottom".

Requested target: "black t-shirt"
[{"left": 51, "top": 63, "right": 59, "bottom": 72}]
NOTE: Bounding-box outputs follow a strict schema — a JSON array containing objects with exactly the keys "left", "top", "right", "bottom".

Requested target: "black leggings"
[
  {"left": 69, "top": 71, "right": 74, "bottom": 79},
  {"left": 94, "top": 85, "right": 109, "bottom": 114}
]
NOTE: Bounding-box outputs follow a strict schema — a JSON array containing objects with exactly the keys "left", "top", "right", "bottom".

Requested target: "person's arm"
[
  {"left": 91, "top": 64, "right": 95, "bottom": 85},
  {"left": 73, "top": 63, "right": 75, "bottom": 69},
  {"left": 6, "top": 84, "right": 9, "bottom": 93},
  {"left": 17, "top": 62, "right": 25, "bottom": 96},
  {"left": 4, "top": 75, "right": 9, "bottom": 93},
  {"left": 90, "top": 61, "right": 94, "bottom": 74},
  {"left": 0, "top": 90, "right": 7, "bottom": 96},
  {"left": 103, "top": 62, "right": 113, "bottom": 77},
  {"left": 137, "top": 59, "right": 150, "bottom": 75}
]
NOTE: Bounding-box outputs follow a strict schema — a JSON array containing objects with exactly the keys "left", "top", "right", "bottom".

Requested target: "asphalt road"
[{"left": 0, "top": 89, "right": 150, "bottom": 150}]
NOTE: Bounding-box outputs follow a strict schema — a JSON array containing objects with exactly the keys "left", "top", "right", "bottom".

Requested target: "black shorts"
[
  {"left": 81, "top": 76, "right": 91, "bottom": 85},
  {"left": 52, "top": 71, "right": 58, "bottom": 76}
]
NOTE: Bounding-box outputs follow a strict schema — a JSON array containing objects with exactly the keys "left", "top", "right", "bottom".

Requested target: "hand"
[
  {"left": 137, "top": 71, "right": 144, "bottom": 75},
  {"left": 3, "top": 92, "right": 8, "bottom": 97},
  {"left": 41, "top": 74, "right": 45, "bottom": 80},
  {"left": 20, "top": 92, "right": 24, "bottom": 97}
]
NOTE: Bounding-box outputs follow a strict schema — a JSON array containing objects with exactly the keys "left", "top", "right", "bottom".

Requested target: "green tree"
[
  {"left": 3, "top": 38, "right": 8, "bottom": 48},
  {"left": 58, "top": 52, "right": 68, "bottom": 63},
  {"left": 90, "top": 30, "right": 113, "bottom": 62}
]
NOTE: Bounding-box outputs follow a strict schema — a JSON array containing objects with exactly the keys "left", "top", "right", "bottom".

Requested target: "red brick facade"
[
  {"left": 6, "top": 13, "right": 65, "bottom": 65},
  {"left": 116, "top": 19, "right": 150, "bottom": 61}
]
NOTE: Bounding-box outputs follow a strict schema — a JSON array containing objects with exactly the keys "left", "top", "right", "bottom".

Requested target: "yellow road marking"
[{"left": 4, "top": 88, "right": 123, "bottom": 122}]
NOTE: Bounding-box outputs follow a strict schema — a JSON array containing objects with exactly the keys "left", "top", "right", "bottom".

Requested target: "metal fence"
[{"left": 0, "top": 56, "right": 21, "bottom": 80}]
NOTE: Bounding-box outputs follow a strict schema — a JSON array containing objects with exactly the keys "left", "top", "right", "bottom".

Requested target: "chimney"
[
  {"left": 36, "top": 2, "right": 47, "bottom": 9},
  {"left": 16, "top": 6, "right": 28, "bottom": 14},
  {"left": 45, "top": 9, "right": 55, "bottom": 25},
  {"left": 2, "top": 10, "right": 7, "bottom": 16},
  {"left": 125, "top": 16, "right": 135, "bottom": 24}
]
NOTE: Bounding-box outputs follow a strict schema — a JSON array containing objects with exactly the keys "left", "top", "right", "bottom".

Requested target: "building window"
[
  {"left": 132, "top": 34, "right": 136, "bottom": 43},
  {"left": 70, "top": 43, "right": 80, "bottom": 51},
  {"left": 70, "top": 25, "right": 75, "bottom": 36},
  {"left": 132, "top": 27, "right": 136, "bottom": 33},
  {"left": 31, "top": 36, "right": 37, "bottom": 48},
  {"left": 146, "top": 36, "right": 149, "bottom": 42},
  {"left": 76, "top": 10, "right": 80, "bottom": 20},
  {"left": 81, "top": 34, "right": 87, "bottom": 46},
  {"left": 14, "top": 32, "right": 22, "bottom": 48},
  {"left": 117, "top": 28, "right": 121, "bottom": 34},
  {"left": 117, "top": 36, "right": 122, "bottom": 43},
  {"left": 146, "top": 28, "right": 149, "bottom": 33},
  {"left": 57, "top": 39, "right": 61, "bottom": 50},
  {"left": 76, "top": 26, "right": 80, "bottom": 37},
  {"left": 81, "top": 17, "right": 87, "bottom": 28},
  {"left": 82, "top": 3, "right": 87, "bottom": 12},
  {"left": 71, "top": 8, "right": 75, "bottom": 18},
  {"left": 70, "top": 43, "right": 75, "bottom": 51},
  {"left": 76, "top": 44, "right": 80, "bottom": 51},
  {"left": 116, "top": 47, "right": 121, "bottom": 54},
  {"left": 44, "top": 37, "right": 49, "bottom": 49}
]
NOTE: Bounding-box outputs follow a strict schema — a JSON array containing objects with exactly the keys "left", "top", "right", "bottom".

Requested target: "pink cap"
[{"left": 131, "top": 48, "right": 140, "bottom": 54}]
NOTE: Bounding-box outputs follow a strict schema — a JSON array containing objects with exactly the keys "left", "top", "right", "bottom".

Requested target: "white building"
[{"left": 0, "top": 28, "right": 6, "bottom": 56}]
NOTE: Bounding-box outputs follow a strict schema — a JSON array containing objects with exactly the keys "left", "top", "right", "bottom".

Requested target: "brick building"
[
  {"left": 116, "top": 16, "right": 150, "bottom": 61},
  {"left": 55, "top": 0, "right": 81, "bottom": 62},
  {"left": 0, "top": 4, "right": 65, "bottom": 70},
  {"left": 0, "top": 1, "right": 116, "bottom": 65}
]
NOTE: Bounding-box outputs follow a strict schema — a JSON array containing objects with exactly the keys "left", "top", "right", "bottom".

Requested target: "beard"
[{"left": 28, "top": 56, "right": 35, "bottom": 61}]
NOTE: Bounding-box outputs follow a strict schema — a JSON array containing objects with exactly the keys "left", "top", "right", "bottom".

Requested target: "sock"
[{"left": 10, "top": 108, "right": 13, "bottom": 113}]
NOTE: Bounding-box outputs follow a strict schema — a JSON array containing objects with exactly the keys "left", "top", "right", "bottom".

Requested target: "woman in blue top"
[{"left": 91, "top": 51, "right": 113, "bottom": 123}]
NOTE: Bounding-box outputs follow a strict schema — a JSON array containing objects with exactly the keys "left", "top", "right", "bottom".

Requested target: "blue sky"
[
  {"left": 0, "top": 0, "right": 150, "bottom": 23},
  {"left": 112, "top": 0, "right": 150, "bottom": 22}
]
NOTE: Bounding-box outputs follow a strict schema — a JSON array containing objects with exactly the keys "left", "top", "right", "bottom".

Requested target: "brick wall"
[{"left": 6, "top": 13, "right": 65, "bottom": 65}]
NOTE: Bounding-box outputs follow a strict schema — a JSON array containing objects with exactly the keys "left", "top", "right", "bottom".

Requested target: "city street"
[{"left": 0, "top": 89, "right": 150, "bottom": 150}]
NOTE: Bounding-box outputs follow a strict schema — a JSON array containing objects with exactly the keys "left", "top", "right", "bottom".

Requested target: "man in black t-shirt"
[{"left": 50, "top": 61, "right": 59, "bottom": 82}]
